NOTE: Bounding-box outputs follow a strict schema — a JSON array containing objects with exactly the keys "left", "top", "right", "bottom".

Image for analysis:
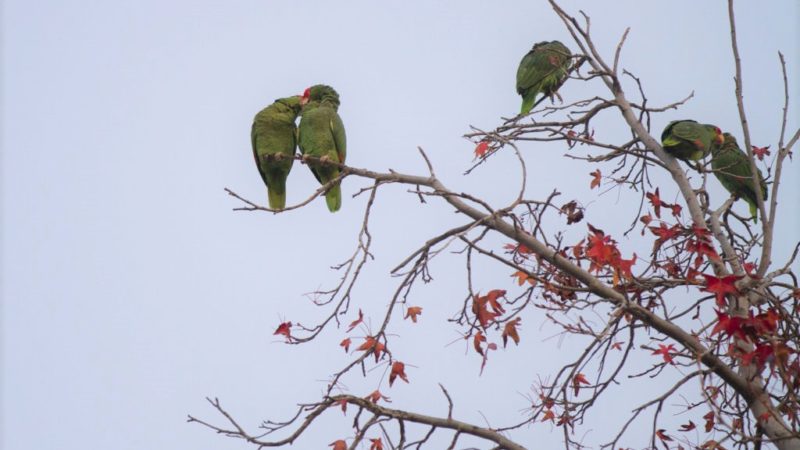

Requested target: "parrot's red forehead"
[{"left": 302, "top": 87, "right": 311, "bottom": 100}]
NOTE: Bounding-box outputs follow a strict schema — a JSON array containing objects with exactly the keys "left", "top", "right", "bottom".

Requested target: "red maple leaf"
[
  {"left": 389, "top": 361, "right": 409, "bottom": 386},
  {"left": 669, "top": 203, "right": 682, "bottom": 217},
  {"left": 273, "top": 321, "right": 292, "bottom": 341},
  {"left": 710, "top": 310, "right": 747, "bottom": 341},
  {"left": 648, "top": 223, "right": 682, "bottom": 242},
  {"left": 702, "top": 274, "right": 742, "bottom": 306},
  {"left": 346, "top": 309, "right": 364, "bottom": 332},
  {"left": 614, "top": 253, "right": 637, "bottom": 284},
  {"left": 589, "top": 169, "right": 602, "bottom": 189},
  {"left": 679, "top": 420, "right": 696, "bottom": 431},
  {"left": 752, "top": 145, "right": 770, "bottom": 161},
  {"left": 542, "top": 409, "right": 556, "bottom": 422},
  {"left": 652, "top": 343, "right": 676, "bottom": 364},
  {"left": 474, "top": 141, "right": 490, "bottom": 158},
  {"left": 339, "top": 337, "right": 352, "bottom": 352},
  {"left": 572, "top": 373, "right": 590, "bottom": 396},
  {"left": 369, "top": 438, "right": 383, "bottom": 450},
  {"left": 646, "top": 188, "right": 663, "bottom": 218},
  {"left": 404, "top": 306, "right": 423, "bottom": 323},
  {"left": 502, "top": 317, "right": 522, "bottom": 347},
  {"left": 337, "top": 398, "right": 347, "bottom": 414},
  {"left": 747, "top": 309, "right": 779, "bottom": 336},
  {"left": 611, "top": 341, "right": 624, "bottom": 351}
]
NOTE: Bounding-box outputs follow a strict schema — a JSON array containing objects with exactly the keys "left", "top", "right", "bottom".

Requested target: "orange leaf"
[
  {"left": 370, "top": 438, "right": 383, "bottom": 450},
  {"left": 330, "top": 440, "right": 347, "bottom": 450},
  {"left": 589, "top": 169, "right": 601, "bottom": 189},
  {"left": 389, "top": 361, "right": 409, "bottom": 386},
  {"left": 273, "top": 321, "right": 292, "bottom": 341},
  {"left": 679, "top": 420, "right": 696, "bottom": 432},
  {"left": 339, "top": 338, "right": 351, "bottom": 353},
  {"left": 541, "top": 409, "right": 556, "bottom": 422},
  {"left": 485, "top": 289, "right": 506, "bottom": 315},
  {"left": 472, "top": 294, "right": 498, "bottom": 328},
  {"left": 473, "top": 331, "right": 486, "bottom": 356},
  {"left": 357, "top": 336, "right": 387, "bottom": 362},
  {"left": 337, "top": 398, "right": 347, "bottom": 414},
  {"left": 405, "top": 306, "right": 423, "bottom": 323},
  {"left": 474, "top": 141, "right": 490, "bottom": 158},
  {"left": 511, "top": 270, "right": 536, "bottom": 286},
  {"left": 347, "top": 309, "right": 364, "bottom": 332},
  {"left": 502, "top": 317, "right": 521, "bottom": 347},
  {"left": 364, "top": 389, "right": 390, "bottom": 404}
]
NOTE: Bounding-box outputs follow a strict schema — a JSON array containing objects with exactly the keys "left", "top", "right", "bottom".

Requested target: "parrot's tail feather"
[
  {"left": 325, "top": 183, "right": 341, "bottom": 213},
  {"left": 267, "top": 177, "right": 287, "bottom": 210},
  {"left": 520, "top": 95, "right": 536, "bottom": 115},
  {"left": 748, "top": 200, "right": 758, "bottom": 224}
]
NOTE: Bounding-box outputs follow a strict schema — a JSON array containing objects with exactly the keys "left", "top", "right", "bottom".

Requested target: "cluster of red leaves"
[
  {"left": 468, "top": 290, "right": 525, "bottom": 373},
  {"left": 712, "top": 308, "right": 796, "bottom": 372},
  {"left": 580, "top": 224, "right": 637, "bottom": 286},
  {"left": 471, "top": 289, "right": 507, "bottom": 329}
]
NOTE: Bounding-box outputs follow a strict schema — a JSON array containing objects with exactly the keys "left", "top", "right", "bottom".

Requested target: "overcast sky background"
[{"left": 2, "top": 1, "right": 799, "bottom": 449}]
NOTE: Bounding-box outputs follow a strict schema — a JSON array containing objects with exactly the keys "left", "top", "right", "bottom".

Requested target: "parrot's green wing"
[
  {"left": 516, "top": 41, "right": 572, "bottom": 115},
  {"left": 298, "top": 92, "right": 346, "bottom": 213},
  {"left": 711, "top": 133, "right": 768, "bottom": 222},
  {"left": 251, "top": 96, "right": 302, "bottom": 210},
  {"left": 661, "top": 120, "right": 721, "bottom": 161},
  {"left": 330, "top": 113, "right": 346, "bottom": 165}
]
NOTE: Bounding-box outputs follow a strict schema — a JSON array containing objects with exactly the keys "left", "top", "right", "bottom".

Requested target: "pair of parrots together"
[
  {"left": 252, "top": 84, "right": 346, "bottom": 212},
  {"left": 515, "top": 41, "right": 767, "bottom": 222}
]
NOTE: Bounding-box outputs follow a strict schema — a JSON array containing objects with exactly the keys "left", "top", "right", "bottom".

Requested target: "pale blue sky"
[{"left": 2, "top": 1, "right": 798, "bottom": 449}]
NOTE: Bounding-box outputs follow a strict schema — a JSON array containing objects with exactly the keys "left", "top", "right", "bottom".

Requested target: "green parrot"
[
  {"left": 251, "top": 96, "right": 302, "bottom": 210},
  {"left": 298, "top": 85, "right": 347, "bottom": 212},
  {"left": 711, "top": 133, "right": 768, "bottom": 222},
  {"left": 516, "top": 40, "right": 573, "bottom": 115},
  {"left": 661, "top": 120, "right": 724, "bottom": 161}
]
